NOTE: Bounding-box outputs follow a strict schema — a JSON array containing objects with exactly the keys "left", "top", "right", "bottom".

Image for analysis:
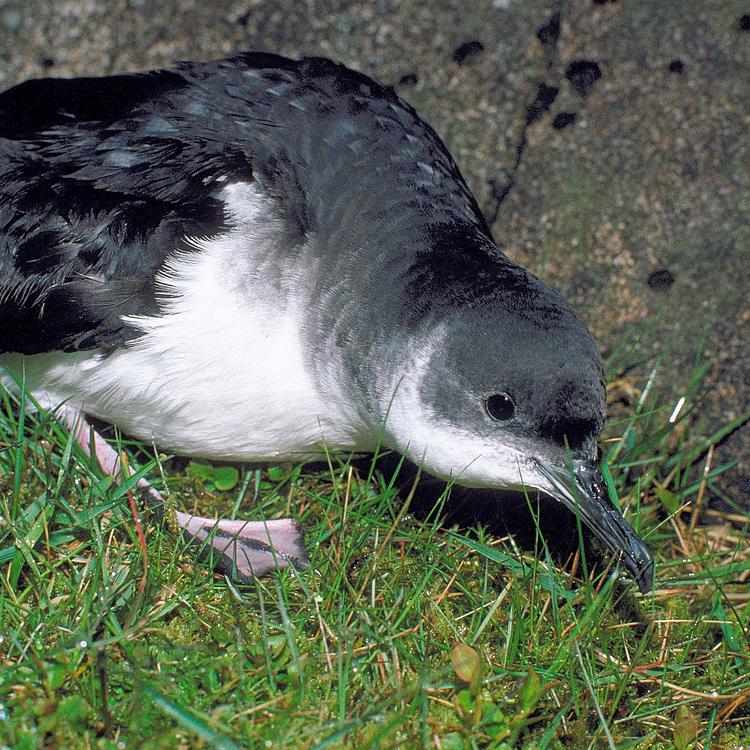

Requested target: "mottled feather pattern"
[{"left": 0, "top": 53, "right": 489, "bottom": 355}]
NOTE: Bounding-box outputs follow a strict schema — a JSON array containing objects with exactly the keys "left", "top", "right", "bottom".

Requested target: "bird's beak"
[{"left": 532, "top": 457, "right": 654, "bottom": 593}]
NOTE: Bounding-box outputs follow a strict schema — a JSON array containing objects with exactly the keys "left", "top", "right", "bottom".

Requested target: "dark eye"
[{"left": 485, "top": 393, "right": 515, "bottom": 421}]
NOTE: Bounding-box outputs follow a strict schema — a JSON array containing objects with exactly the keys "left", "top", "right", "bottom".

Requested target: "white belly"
[
  {"left": 2, "top": 325, "right": 361, "bottom": 463},
  {"left": 2, "top": 183, "right": 371, "bottom": 461}
]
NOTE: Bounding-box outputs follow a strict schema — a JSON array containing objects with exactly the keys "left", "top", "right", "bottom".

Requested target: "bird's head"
[{"left": 381, "top": 291, "right": 654, "bottom": 592}]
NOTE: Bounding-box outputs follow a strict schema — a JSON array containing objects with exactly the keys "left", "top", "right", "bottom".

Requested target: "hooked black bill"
[{"left": 533, "top": 458, "right": 654, "bottom": 593}]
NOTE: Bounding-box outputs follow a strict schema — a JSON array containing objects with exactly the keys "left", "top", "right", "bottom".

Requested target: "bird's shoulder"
[
  {"left": 0, "top": 54, "right": 311, "bottom": 354},
  {"left": 0, "top": 53, "right": 485, "bottom": 355}
]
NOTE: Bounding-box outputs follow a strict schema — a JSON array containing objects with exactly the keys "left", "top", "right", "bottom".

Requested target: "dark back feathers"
[{"left": 0, "top": 52, "right": 490, "bottom": 354}]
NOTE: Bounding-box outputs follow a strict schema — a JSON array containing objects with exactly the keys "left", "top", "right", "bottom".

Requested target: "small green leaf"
[
  {"left": 287, "top": 658, "right": 303, "bottom": 685},
  {"left": 481, "top": 702, "right": 509, "bottom": 740},
  {"left": 673, "top": 705, "right": 698, "bottom": 750},
  {"left": 518, "top": 668, "right": 543, "bottom": 714},
  {"left": 267, "top": 634, "right": 288, "bottom": 661},
  {"left": 213, "top": 466, "right": 239, "bottom": 491},
  {"left": 187, "top": 461, "right": 214, "bottom": 482},
  {"left": 267, "top": 465, "right": 286, "bottom": 482},
  {"left": 454, "top": 688, "right": 481, "bottom": 725}
]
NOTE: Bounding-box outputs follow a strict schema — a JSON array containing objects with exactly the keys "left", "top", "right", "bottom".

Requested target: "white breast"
[{"left": 2, "top": 182, "right": 371, "bottom": 461}]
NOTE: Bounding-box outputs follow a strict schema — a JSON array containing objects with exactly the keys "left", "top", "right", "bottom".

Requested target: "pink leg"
[
  {"left": 64, "top": 408, "right": 164, "bottom": 506},
  {"left": 59, "top": 406, "right": 309, "bottom": 581}
]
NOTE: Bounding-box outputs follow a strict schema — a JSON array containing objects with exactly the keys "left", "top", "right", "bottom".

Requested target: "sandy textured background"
[{"left": 1, "top": 0, "right": 748, "bottom": 507}]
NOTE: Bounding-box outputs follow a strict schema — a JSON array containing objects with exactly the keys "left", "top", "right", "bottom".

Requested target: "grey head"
[{"left": 380, "top": 272, "right": 654, "bottom": 593}]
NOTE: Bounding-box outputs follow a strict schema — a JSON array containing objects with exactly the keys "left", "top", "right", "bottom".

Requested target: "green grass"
[{"left": 1, "top": 351, "right": 749, "bottom": 749}]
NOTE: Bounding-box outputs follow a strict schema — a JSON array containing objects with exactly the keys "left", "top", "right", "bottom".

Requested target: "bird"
[{"left": 0, "top": 52, "right": 654, "bottom": 593}]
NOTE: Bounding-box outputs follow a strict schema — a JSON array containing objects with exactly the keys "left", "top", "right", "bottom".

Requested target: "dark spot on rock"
[
  {"left": 682, "top": 161, "right": 699, "bottom": 180},
  {"left": 536, "top": 12, "right": 560, "bottom": 47},
  {"left": 668, "top": 59, "right": 684, "bottom": 73},
  {"left": 647, "top": 268, "right": 675, "bottom": 289},
  {"left": 40, "top": 57, "right": 55, "bottom": 69},
  {"left": 525, "top": 83, "right": 559, "bottom": 125},
  {"left": 740, "top": 14, "right": 750, "bottom": 31},
  {"left": 593, "top": 0, "right": 617, "bottom": 4},
  {"left": 565, "top": 59, "right": 602, "bottom": 97},
  {"left": 237, "top": 12, "right": 249, "bottom": 27},
  {"left": 399, "top": 73, "right": 418, "bottom": 86},
  {"left": 452, "top": 40, "right": 484, "bottom": 65},
  {"left": 552, "top": 112, "right": 577, "bottom": 129}
]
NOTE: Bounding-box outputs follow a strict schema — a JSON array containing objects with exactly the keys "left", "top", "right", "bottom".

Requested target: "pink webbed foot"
[
  {"left": 59, "top": 406, "right": 308, "bottom": 581},
  {"left": 175, "top": 514, "right": 309, "bottom": 581}
]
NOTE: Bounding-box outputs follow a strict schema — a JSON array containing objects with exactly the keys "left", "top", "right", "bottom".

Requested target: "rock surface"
[{"left": 1, "top": 0, "right": 747, "bottom": 507}]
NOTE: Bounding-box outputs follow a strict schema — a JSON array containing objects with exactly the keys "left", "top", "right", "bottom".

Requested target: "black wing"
[
  {"left": 0, "top": 62, "right": 257, "bottom": 354},
  {"left": 0, "top": 52, "right": 489, "bottom": 355}
]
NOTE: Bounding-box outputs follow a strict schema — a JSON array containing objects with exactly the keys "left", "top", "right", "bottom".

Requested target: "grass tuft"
[{"left": 1, "top": 350, "right": 749, "bottom": 748}]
